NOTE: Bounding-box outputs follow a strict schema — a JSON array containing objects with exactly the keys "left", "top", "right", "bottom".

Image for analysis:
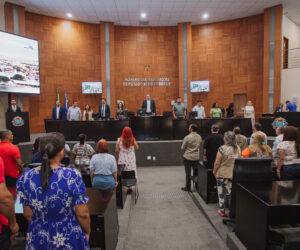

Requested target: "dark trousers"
[
  {"left": 281, "top": 163, "right": 300, "bottom": 180},
  {"left": 183, "top": 158, "right": 199, "bottom": 189},
  {"left": 0, "top": 226, "right": 11, "bottom": 250}
]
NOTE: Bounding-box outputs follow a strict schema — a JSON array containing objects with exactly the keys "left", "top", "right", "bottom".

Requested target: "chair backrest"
[
  {"left": 230, "top": 157, "right": 273, "bottom": 218},
  {"left": 121, "top": 170, "right": 136, "bottom": 180}
]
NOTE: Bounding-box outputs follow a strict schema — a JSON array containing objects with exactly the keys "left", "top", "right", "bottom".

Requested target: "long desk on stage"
[
  {"left": 236, "top": 180, "right": 300, "bottom": 250},
  {"left": 44, "top": 117, "right": 252, "bottom": 141}
]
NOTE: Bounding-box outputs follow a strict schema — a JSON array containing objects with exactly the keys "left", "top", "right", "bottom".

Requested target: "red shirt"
[
  {"left": 0, "top": 157, "right": 9, "bottom": 233},
  {"left": 0, "top": 141, "right": 21, "bottom": 179}
]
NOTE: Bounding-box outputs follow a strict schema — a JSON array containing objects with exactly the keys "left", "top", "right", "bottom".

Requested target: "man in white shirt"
[
  {"left": 67, "top": 101, "right": 82, "bottom": 121},
  {"left": 192, "top": 100, "right": 206, "bottom": 119},
  {"left": 142, "top": 94, "right": 156, "bottom": 115},
  {"left": 7, "top": 99, "right": 21, "bottom": 112}
]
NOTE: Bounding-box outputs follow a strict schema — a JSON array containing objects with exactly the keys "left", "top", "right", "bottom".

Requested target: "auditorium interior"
[{"left": 1, "top": 0, "right": 300, "bottom": 249}]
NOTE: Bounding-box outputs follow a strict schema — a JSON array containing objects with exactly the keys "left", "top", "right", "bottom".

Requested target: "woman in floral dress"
[
  {"left": 17, "top": 133, "right": 90, "bottom": 250},
  {"left": 116, "top": 127, "right": 139, "bottom": 182}
]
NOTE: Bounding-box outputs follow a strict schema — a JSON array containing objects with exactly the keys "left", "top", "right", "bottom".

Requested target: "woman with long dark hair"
[
  {"left": 277, "top": 126, "right": 300, "bottom": 180},
  {"left": 115, "top": 127, "right": 139, "bottom": 180},
  {"left": 210, "top": 102, "right": 222, "bottom": 118},
  {"left": 82, "top": 104, "right": 94, "bottom": 121},
  {"left": 17, "top": 133, "right": 90, "bottom": 249},
  {"left": 226, "top": 103, "right": 234, "bottom": 118}
]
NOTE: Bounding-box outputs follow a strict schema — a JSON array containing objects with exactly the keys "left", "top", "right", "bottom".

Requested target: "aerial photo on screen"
[
  {"left": 190, "top": 80, "right": 210, "bottom": 93},
  {"left": 82, "top": 82, "right": 102, "bottom": 94},
  {"left": 0, "top": 31, "right": 40, "bottom": 94}
]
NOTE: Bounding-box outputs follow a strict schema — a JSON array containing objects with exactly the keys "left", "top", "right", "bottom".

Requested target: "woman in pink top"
[{"left": 116, "top": 127, "right": 139, "bottom": 182}]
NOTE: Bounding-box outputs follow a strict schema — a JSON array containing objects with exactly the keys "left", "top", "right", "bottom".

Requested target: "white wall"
[
  {"left": 281, "top": 15, "right": 300, "bottom": 107},
  {"left": 0, "top": 3, "right": 8, "bottom": 129}
]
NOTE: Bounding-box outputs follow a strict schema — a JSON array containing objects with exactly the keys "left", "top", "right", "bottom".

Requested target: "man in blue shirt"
[{"left": 285, "top": 100, "right": 297, "bottom": 112}]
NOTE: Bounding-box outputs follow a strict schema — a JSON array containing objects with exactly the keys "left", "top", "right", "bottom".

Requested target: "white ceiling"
[{"left": 2, "top": 0, "right": 300, "bottom": 27}]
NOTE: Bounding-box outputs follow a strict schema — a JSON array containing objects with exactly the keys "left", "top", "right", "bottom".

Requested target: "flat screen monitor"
[
  {"left": 0, "top": 31, "right": 40, "bottom": 94},
  {"left": 190, "top": 80, "right": 210, "bottom": 93},
  {"left": 82, "top": 82, "right": 102, "bottom": 94}
]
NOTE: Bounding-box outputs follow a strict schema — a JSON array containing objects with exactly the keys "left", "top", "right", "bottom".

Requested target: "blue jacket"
[{"left": 52, "top": 106, "right": 65, "bottom": 120}]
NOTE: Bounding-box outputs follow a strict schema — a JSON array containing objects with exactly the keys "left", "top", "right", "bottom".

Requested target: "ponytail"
[{"left": 40, "top": 144, "right": 53, "bottom": 191}]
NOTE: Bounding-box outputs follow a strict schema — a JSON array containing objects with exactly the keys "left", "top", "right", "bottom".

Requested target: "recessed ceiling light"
[
  {"left": 67, "top": 13, "right": 72, "bottom": 18},
  {"left": 141, "top": 12, "right": 147, "bottom": 19},
  {"left": 202, "top": 13, "right": 209, "bottom": 19}
]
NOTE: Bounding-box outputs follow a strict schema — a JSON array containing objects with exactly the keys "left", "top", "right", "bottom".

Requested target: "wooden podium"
[{"left": 6, "top": 112, "right": 30, "bottom": 144}]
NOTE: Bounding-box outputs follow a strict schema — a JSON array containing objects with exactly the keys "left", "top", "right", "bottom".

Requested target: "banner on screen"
[
  {"left": 190, "top": 80, "right": 210, "bottom": 93},
  {"left": 82, "top": 82, "right": 102, "bottom": 94}
]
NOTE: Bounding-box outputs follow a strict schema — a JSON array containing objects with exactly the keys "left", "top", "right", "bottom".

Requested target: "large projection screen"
[{"left": 0, "top": 31, "right": 40, "bottom": 94}]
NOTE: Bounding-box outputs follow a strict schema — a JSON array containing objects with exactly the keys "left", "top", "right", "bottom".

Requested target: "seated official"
[
  {"left": 99, "top": 98, "right": 110, "bottom": 120},
  {"left": 142, "top": 94, "right": 156, "bottom": 115},
  {"left": 210, "top": 102, "right": 222, "bottom": 118},
  {"left": 286, "top": 100, "right": 297, "bottom": 112},
  {"left": 192, "top": 100, "right": 205, "bottom": 119},
  {"left": 52, "top": 101, "right": 65, "bottom": 120},
  {"left": 277, "top": 126, "right": 300, "bottom": 180},
  {"left": 72, "top": 134, "right": 95, "bottom": 172},
  {"left": 6, "top": 99, "right": 21, "bottom": 112},
  {"left": 82, "top": 104, "right": 94, "bottom": 121},
  {"left": 67, "top": 101, "right": 82, "bottom": 121},
  {"left": 242, "top": 131, "right": 272, "bottom": 158},
  {"left": 116, "top": 101, "right": 127, "bottom": 120},
  {"left": 213, "top": 131, "right": 241, "bottom": 217},
  {"left": 90, "top": 139, "right": 118, "bottom": 189},
  {"left": 16, "top": 133, "right": 90, "bottom": 249},
  {"left": 173, "top": 97, "right": 186, "bottom": 119}
]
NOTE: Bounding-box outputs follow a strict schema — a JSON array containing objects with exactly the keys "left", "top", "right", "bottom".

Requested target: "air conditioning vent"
[{"left": 139, "top": 21, "right": 149, "bottom": 26}]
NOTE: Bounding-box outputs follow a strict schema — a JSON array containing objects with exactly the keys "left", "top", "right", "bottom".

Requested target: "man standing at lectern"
[
  {"left": 6, "top": 100, "right": 21, "bottom": 112},
  {"left": 52, "top": 101, "right": 65, "bottom": 120},
  {"left": 99, "top": 98, "right": 111, "bottom": 120},
  {"left": 142, "top": 94, "right": 156, "bottom": 115}
]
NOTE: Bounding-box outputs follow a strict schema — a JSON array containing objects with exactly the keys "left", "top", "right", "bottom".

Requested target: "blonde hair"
[{"left": 249, "top": 131, "right": 272, "bottom": 157}]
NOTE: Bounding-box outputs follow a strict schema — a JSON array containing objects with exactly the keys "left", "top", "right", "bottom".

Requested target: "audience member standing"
[
  {"left": 6, "top": 99, "right": 21, "bottom": 112},
  {"left": 226, "top": 103, "right": 234, "bottom": 118},
  {"left": 210, "top": 103, "right": 222, "bottom": 118},
  {"left": 203, "top": 124, "right": 224, "bottom": 168},
  {"left": 116, "top": 127, "right": 139, "bottom": 191},
  {"left": 173, "top": 97, "right": 186, "bottom": 119},
  {"left": 99, "top": 98, "right": 111, "bottom": 120},
  {"left": 244, "top": 100, "right": 255, "bottom": 127},
  {"left": 52, "top": 100, "right": 65, "bottom": 120},
  {"left": 90, "top": 139, "right": 118, "bottom": 189},
  {"left": 0, "top": 156, "right": 19, "bottom": 250},
  {"left": 142, "top": 94, "right": 156, "bottom": 115},
  {"left": 72, "top": 134, "right": 95, "bottom": 173},
  {"left": 242, "top": 131, "right": 272, "bottom": 158},
  {"left": 181, "top": 124, "right": 202, "bottom": 192},
  {"left": 32, "top": 137, "right": 42, "bottom": 163},
  {"left": 17, "top": 133, "right": 90, "bottom": 249},
  {"left": 0, "top": 130, "right": 23, "bottom": 196},
  {"left": 277, "top": 126, "right": 300, "bottom": 180},
  {"left": 272, "top": 127, "right": 284, "bottom": 167},
  {"left": 213, "top": 131, "right": 241, "bottom": 217},
  {"left": 67, "top": 101, "right": 82, "bottom": 121},
  {"left": 250, "top": 122, "right": 267, "bottom": 145},
  {"left": 286, "top": 100, "right": 297, "bottom": 112},
  {"left": 192, "top": 100, "right": 206, "bottom": 119},
  {"left": 82, "top": 104, "right": 94, "bottom": 121},
  {"left": 233, "top": 126, "right": 248, "bottom": 151}
]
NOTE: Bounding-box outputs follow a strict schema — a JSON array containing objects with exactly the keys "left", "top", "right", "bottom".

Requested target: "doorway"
[{"left": 234, "top": 94, "right": 247, "bottom": 117}]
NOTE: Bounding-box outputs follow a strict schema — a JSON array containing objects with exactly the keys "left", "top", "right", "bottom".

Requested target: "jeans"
[
  {"left": 92, "top": 175, "right": 115, "bottom": 189},
  {"left": 280, "top": 163, "right": 300, "bottom": 180},
  {"left": 183, "top": 158, "right": 199, "bottom": 189},
  {"left": 216, "top": 178, "right": 232, "bottom": 212},
  {"left": 0, "top": 226, "right": 11, "bottom": 250}
]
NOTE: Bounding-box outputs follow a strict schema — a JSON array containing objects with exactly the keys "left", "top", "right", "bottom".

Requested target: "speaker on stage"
[{"left": 5, "top": 112, "right": 30, "bottom": 144}]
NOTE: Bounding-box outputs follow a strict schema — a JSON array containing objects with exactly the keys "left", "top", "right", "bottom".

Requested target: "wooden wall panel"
[
  {"left": 24, "top": 13, "right": 101, "bottom": 132},
  {"left": 191, "top": 15, "right": 264, "bottom": 118},
  {"left": 114, "top": 26, "right": 179, "bottom": 115}
]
